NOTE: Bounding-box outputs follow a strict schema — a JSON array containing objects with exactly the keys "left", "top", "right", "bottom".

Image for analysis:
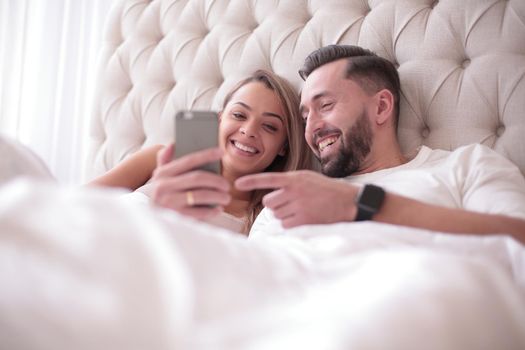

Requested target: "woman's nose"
[{"left": 240, "top": 123, "right": 257, "bottom": 138}]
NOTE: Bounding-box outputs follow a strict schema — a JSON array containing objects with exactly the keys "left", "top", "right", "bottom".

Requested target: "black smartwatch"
[{"left": 354, "top": 184, "right": 385, "bottom": 221}]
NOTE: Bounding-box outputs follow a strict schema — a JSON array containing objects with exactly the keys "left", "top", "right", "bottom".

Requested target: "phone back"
[{"left": 174, "top": 110, "right": 220, "bottom": 173}]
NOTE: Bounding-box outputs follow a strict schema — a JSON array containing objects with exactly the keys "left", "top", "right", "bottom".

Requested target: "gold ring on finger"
[{"left": 186, "top": 191, "right": 195, "bottom": 206}]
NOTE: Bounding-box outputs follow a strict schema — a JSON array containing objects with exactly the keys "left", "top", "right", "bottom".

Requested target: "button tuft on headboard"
[
  {"left": 421, "top": 127, "right": 430, "bottom": 139},
  {"left": 86, "top": 0, "right": 525, "bottom": 179},
  {"left": 496, "top": 125, "right": 505, "bottom": 137}
]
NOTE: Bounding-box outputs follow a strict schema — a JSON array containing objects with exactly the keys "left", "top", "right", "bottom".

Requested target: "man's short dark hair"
[{"left": 299, "top": 45, "right": 401, "bottom": 127}]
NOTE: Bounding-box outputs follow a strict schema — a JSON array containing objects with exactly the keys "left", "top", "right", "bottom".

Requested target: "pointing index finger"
[{"left": 235, "top": 172, "right": 292, "bottom": 191}]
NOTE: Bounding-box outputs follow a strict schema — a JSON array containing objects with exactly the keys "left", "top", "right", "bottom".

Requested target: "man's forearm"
[{"left": 373, "top": 192, "right": 525, "bottom": 244}]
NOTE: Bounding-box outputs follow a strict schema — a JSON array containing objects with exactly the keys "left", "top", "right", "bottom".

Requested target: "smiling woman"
[
  {"left": 220, "top": 76, "right": 289, "bottom": 179},
  {"left": 0, "top": 0, "right": 115, "bottom": 184},
  {"left": 88, "top": 70, "right": 314, "bottom": 234}
]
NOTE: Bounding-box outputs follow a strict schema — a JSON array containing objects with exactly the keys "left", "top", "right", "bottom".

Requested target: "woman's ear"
[
  {"left": 218, "top": 111, "right": 222, "bottom": 122},
  {"left": 375, "top": 89, "right": 394, "bottom": 126},
  {"left": 278, "top": 142, "right": 287, "bottom": 157}
]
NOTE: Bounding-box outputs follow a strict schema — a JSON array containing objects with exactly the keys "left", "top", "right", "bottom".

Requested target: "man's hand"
[{"left": 235, "top": 170, "right": 359, "bottom": 228}]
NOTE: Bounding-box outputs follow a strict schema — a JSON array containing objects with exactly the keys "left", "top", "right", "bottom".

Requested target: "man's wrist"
[{"left": 354, "top": 184, "right": 385, "bottom": 221}]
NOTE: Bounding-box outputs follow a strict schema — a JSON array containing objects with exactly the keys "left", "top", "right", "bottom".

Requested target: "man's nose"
[{"left": 306, "top": 110, "right": 323, "bottom": 135}]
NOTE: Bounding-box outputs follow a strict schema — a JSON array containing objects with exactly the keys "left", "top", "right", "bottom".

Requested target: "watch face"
[
  {"left": 355, "top": 184, "right": 385, "bottom": 221},
  {"left": 359, "top": 184, "right": 385, "bottom": 212}
]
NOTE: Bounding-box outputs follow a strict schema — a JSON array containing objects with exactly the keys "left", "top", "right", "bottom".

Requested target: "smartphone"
[{"left": 174, "top": 110, "right": 220, "bottom": 174}]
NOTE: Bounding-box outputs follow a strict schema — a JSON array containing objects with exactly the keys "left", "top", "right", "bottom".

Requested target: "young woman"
[{"left": 89, "top": 70, "right": 313, "bottom": 234}]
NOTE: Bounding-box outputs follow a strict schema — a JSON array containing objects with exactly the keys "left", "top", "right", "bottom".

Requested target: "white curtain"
[{"left": 0, "top": 0, "right": 116, "bottom": 184}]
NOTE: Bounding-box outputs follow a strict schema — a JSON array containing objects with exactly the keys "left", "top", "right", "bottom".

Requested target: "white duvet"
[{"left": 1, "top": 179, "right": 524, "bottom": 350}]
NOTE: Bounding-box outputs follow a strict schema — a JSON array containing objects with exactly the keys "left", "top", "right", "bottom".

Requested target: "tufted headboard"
[{"left": 86, "top": 0, "right": 525, "bottom": 180}]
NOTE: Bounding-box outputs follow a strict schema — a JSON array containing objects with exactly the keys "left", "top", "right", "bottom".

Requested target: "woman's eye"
[
  {"left": 232, "top": 112, "right": 246, "bottom": 120},
  {"left": 264, "top": 124, "right": 278, "bottom": 132}
]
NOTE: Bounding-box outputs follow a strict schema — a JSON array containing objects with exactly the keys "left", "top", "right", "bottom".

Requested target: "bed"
[{"left": 1, "top": 0, "right": 525, "bottom": 349}]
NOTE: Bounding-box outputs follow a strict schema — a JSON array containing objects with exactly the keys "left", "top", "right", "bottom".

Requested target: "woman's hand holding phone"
[{"left": 151, "top": 144, "right": 231, "bottom": 219}]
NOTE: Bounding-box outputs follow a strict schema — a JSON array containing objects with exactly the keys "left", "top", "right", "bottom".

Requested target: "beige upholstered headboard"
[{"left": 86, "top": 0, "right": 525, "bottom": 180}]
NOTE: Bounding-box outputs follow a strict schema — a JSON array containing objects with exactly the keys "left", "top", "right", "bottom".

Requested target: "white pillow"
[{"left": 0, "top": 135, "right": 55, "bottom": 185}]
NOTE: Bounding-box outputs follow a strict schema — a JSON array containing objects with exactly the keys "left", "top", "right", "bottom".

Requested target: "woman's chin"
[{"left": 222, "top": 160, "right": 265, "bottom": 179}]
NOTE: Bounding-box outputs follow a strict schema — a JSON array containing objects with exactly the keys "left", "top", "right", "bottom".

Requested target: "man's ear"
[{"left": 375, "top": 89, "right": 394, "bottom": 126}]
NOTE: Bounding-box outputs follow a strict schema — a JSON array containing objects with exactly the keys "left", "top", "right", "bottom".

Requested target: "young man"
[{"left": 235, "top": 45, "right": 525, "bottom": 243}]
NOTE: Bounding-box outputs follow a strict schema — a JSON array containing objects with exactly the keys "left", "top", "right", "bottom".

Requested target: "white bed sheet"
[{"left": 1, "top": 179, "right": 524, "bottom": 350}]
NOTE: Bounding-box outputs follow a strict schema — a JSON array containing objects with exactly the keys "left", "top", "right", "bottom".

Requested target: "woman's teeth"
[
  {"left": 318, "top": 136, "right": 338, "bottom": 152},
  {"left": 233, "top": 141, "right": 257, "bottom": 154}
]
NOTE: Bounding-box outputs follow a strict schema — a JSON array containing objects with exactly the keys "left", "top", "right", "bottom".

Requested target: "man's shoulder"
[
  {"left": 249, "top": 207, "right": 283, "bottom": 238},
  {"left": 449, "top": 143, "right": 516, "bottom": 166},
  {"left": 423, "top": 143, "right": 509, "bottom": 165},
  {"left": 452, "top": 143, "right": 495, "bottom": 155},
  {"left": 389, "top": 143, "right": 520, "bottom": 177},
  {"left": 426, "top": 143, "right": 524, "bottom": 181}
]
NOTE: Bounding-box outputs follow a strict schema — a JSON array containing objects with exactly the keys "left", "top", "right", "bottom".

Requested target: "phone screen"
[{"left": 174, "top": 110, "right": 220, "bottom": 174}]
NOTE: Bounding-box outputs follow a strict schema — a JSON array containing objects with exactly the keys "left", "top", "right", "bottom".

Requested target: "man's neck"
[{"left": 356, "top": 140, "right": 407, "bottom": 175}]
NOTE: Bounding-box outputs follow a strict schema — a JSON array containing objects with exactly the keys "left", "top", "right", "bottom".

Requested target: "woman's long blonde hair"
[{"left": 222, "top": 70, "right": 313, "bottom": 233}]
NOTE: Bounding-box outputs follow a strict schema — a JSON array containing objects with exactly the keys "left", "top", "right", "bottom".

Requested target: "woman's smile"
[{"left": 230, "top": 139, "right": 260, "bottom": 155}]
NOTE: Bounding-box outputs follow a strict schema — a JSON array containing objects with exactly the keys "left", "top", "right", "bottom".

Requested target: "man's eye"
[{"left": 321, "top": 102, "right": 333, "bottom": 110}]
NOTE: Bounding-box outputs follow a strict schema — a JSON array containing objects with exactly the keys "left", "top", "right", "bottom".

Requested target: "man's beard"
[{"left": 320, "top": 111, "right": 373, "bottom": 178}]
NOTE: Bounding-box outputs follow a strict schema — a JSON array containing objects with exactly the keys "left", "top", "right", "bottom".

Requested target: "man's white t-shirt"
[{"left": 250, "top": 144, "right": 525, "bottom": 237}]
